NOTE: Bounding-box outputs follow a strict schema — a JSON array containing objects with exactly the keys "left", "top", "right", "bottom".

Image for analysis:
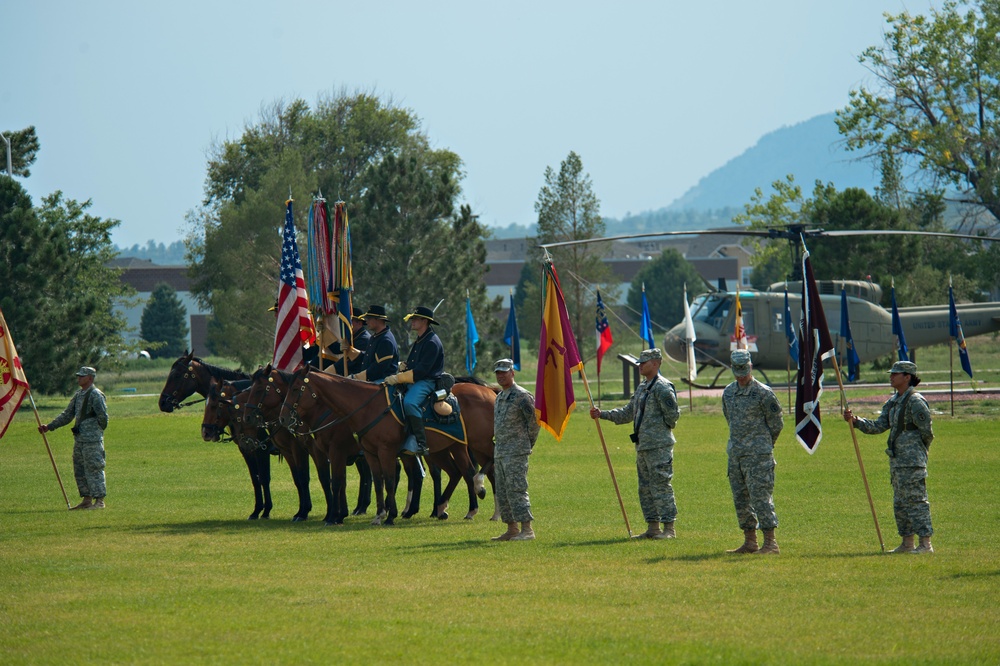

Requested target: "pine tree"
[{"left": 141, "top": 283, "right": 189, "bottom": 358}]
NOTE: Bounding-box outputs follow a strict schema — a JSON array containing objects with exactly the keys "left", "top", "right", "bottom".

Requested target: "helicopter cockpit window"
[{"left": 691, "top": 294, "right": 731, "bottom": 330}]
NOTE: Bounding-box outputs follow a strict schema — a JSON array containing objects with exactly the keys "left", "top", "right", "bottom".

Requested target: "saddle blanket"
[{"left": 386, "top": 387, "right": 468, "bottom": 445}]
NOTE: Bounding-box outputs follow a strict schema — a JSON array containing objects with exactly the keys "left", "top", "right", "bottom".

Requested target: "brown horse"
[
  {"left": 160, "top": 352, "right": 371, "bottom": 520},
  {"left": 245, "top": 365, "right": 372, "bottom": 525},
  {"left": 201, "top": 378, "right": 323, "bottom": 522},
  {"left": 279, "top": 368, "right": 496, "bottom": 526}
]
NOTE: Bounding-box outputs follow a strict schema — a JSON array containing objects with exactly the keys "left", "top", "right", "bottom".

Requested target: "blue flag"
[
  {"left": 840, "top": 287, "right": 861, "bottom": 382},
  {"left": 503, "top": 292, "right": 521, "bottom": 371},
  {"left": 949, "top": 284, "right": 973, "bottom": 379},
  {"left": 640, "top": 284, "right": 655, "bottom": 350},
  {"left": 784, "top": 288, "right": 799, "bottom": 367},
  {"left": 891, "top": 284, "right": 909, "bottom": 361},
  {"left": 465, "top": 297, "right": 479, "bottom": 374}
]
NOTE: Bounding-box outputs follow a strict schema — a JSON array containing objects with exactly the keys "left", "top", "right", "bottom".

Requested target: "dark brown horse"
[
  {"left": 160, "top": 352, "right": 368, "bottom": 521},
  {"left": 245, "top": 365, "right": 373, "bottom": 525},
  {"left": 279, "top": 368, "right": 497, "bottom": 526},
  {"left": 202, "top": 378, "right": 327, "bottom": 522}
]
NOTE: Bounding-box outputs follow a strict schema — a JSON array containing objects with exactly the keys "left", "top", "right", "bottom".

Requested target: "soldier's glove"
[
  {"left": 384, "top": 370, "right": 414, "bottom": 386},
  {"left": 398, "top": 361, "right": 408, "bottom": 371},
  {"left": 349, "top": 370, "right": 368, "bottom": 382}
]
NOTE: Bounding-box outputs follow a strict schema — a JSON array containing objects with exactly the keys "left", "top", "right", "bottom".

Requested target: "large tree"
[
  {"left": 836, "top": 0, "right": 1000, "bottom": 227},
  {"left": 734, "top": 176, "right": 989, "bottom": 306},
  {"left": 524, "top": 151, "right": 614, "bottom": 355},
  {"left": 1, "top": 178, "right": 135, "bottom": 394},
  {"left": 188, "top": 90, "right": 500, "bottom": 372},
  {"left": 141, "top": 283, "right": 189, "bottom": 359}
]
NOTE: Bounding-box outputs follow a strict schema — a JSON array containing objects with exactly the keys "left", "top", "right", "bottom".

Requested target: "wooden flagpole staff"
[
  {"left": 579, "top": 366, "right": 633, "bottom": 538},
  {"left": 830, "top": 355, "right": 885, "bottom": 553},
  {"left": 26, "top": 391, "right": 71, "bottom": 508}
]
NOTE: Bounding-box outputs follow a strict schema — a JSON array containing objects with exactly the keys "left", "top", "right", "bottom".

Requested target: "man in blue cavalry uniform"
[
  {"left": 324, "top": 307, "right": 371, "bottom": 376},
  {"left": 384, "top": 306, "right": 444, "bottom": 456},
  {"left": 350, "top": 304, "right": 399, "bottom": 383}
]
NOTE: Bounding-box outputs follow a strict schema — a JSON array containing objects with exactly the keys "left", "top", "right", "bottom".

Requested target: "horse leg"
[
  {"left": 352, "top": 454, "right": 372, "bottom": 515},
  {"left": 364, "top": 449, "right": 387, "bottom": 526},
  {"left": 240, "top": 447, "right": 265, "bottom": 520},
  {"left": 258, "top": 449, "right": 274, "bottom": 519},
  {"left": 326, "top": 449, "right": 349, "bottom": 525},
  {"left": 452, "top": 447, "right": 480, "bottom": 520},
  {"left": 288, "top": 450, "right": 312, "bottom": 522},
  {"left": 380, "top": 448, "right": 399, "bottom": 526},
  {"left": 401, "top": 458, "right": 424, "bottom": 519},
  {"left": 427, "top": 452, "right": 462, "bottom": 520},
  {"left": 428, "top": 461, "right": 444, "bottom": 519}
]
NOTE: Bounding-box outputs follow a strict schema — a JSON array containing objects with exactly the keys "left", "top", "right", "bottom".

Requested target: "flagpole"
[
  {"left": 579, "top": 366, "right": 632, "bottom": 538},
  {"left": 26, "top": 391, "right": 71, "bottom": 508},
  {"left": 949, "top": 338, "right": 955, "bottom": 417},
  {"left": 831, "top": 355, "right": 885, "bottom": 553}
]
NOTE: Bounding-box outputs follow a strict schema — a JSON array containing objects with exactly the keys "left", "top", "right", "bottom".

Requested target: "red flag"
[
  {"left": 795, "top": 249, "right": 835, "bottom": 453},
  {"left": 273, "top": 199, "right": 317, "bottom": 372},
  {"left": 0, "top": 307, "right": 30, "bottom": 439},
  {"left": 535, "top": 262, "right": 583, "bottom": 441}
]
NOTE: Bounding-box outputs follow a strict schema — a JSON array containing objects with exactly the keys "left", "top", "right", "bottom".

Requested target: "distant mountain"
[{"left": 668, "top": 112, "right": 878, "bottom": 211}]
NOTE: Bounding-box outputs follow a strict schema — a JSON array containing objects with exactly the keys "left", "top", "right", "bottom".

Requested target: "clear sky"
[{"left": 3, "top": 0, "right": 942, "bottom": 248}]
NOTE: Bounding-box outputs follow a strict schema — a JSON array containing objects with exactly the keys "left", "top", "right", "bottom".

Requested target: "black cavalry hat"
[
  {"left": 404, "top": 305, "right": 440, "bottom": 326},
  {"left": 362, "top": 305, "right": 390, "bottom": 320}
]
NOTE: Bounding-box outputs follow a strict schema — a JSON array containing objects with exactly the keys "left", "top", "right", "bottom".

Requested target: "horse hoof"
[
  {"left": 464, "top": 512, "right": 477, "bottom": 520},
  {"left": 247, "top": 515, "right": 259, "bottom": 521},
  {"left": 351, "top": 508, "right": 368, "bottom": 516},
  {"left": 438, "top": 511, "right": 449, "bottom": 521},
  {"left": 291, "top": 516, "right": 307, "bottom": 522},
  {"left": 477, "top": 488, "right": 487, "bottom": 500}
]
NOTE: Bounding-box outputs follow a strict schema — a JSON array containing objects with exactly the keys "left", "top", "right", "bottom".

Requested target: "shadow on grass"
[{"left": 946, "top": 569, "right": 1000, "bottom": 579}]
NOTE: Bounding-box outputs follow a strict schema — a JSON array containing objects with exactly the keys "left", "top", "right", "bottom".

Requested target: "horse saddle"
[{"left": 389, "top": 373, "right": 461, "bottom": 425}]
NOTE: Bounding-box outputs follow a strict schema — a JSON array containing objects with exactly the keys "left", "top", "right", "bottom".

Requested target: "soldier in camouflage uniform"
[
  {"left": 844, "top": 360, "right": 935, "bottom": 554},
  {"left": 591, "top": 348, "right": 680, "bottom": 540},
  {"left": 722, "top": 350, "right": 784, "bottom": 554},
  {"left": 38, "top": 366, "right": 109, "bottom": 510},
  {"left": 491, "top": 358, "right": 541, "bottom": 541}
]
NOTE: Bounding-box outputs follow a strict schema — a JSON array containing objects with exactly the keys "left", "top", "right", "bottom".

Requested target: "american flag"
[{"left": 273, "top": 199, "right": 316, "bottom": 372}]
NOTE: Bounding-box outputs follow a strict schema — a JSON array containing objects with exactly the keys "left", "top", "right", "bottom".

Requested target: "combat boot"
[
  {"left": 88, "top": 498, "right": 106, "bottom": 509},
  {"left": 491, "top": 522, "right": 520, "bottom": 541},
  {"left": 890, "top": 535, "right": 916, "bottom": 554},
  {"left": 652, "top": 522, "right": 676, "bottom": 539},
  {"left": 69, "top": 497, "right": 93, "bottom": 511},
  {"left": 632, "top": 521, "right": 664, "bottom": 539},
  {"left": 510, "top": 520, "right": 535, "bottom": 541},
  {"left": 727, "top": 529, "right": 758, "bottom": 554},
  {"left": 913, "top": 536, "right": 934, "bottom": 554},
  {"left": 755, "top": 529, "right": 779, "bottom": 554}
]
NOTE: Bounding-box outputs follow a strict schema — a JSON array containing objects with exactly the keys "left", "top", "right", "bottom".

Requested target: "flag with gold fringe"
[
  {"left": 535, "top": 260, "right": 583, "bottom": 441},
  {"left": 0, "top": 307, "right": 30, "bottom": 439}
]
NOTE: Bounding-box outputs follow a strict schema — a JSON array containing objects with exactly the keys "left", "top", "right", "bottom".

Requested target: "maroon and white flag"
[{"left": 795, "top": 249, "right": 835, "bottom": 453}]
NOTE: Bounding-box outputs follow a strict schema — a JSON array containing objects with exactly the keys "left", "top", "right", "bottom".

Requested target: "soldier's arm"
[
  {"left": 47, "top": 395, "right": 78, "bottom": 431},
  {"left": 92, "top": 390, "right": 109, "bottom": 430},
  {"left": 656, "top": 382, "right": 680, "bottom": 429},
  {"left": 910, "top": 395, "right": 934, "bottom": 447}
]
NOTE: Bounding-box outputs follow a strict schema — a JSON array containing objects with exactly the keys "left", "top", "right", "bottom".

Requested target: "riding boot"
[
  {"left": 404, "top": 415, "right": 429, "bottom": 456},
  {"left": 510, "top": 520, "right": 535, "bottom": 541},
  {"left": 491, "top": 522, "right": 520, "bottom": 541},
  {"left": 727, "top": 529, "right": 758, "bottom": 554},
  {"left": 755, "top": 529, "right": 779, "bottom": 554},
  {"left": 890, "top": 535, "right": 916, "bottom": 554}
]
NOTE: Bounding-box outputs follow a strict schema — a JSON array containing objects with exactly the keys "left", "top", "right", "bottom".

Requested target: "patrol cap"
[
  {"left": 637, "top": 348, "right": 662, "bottom": 363},
  {"left": 76, "top": 366, "right": 97, "bottom": 377},
  {"left": 888, "top": 361, "right": 918, "bottom": 375},
  {"left": 404, "top": 305, "right": 440, "bottom": 326},
  {"left": 362, "top": 305, "right": 389, "bottom": 320},
  {"left": 494, "top": 358, "right": 515, "bottom": 373},
  {"left": 730, "top": 350, "right": 752, "bottom": 377}
]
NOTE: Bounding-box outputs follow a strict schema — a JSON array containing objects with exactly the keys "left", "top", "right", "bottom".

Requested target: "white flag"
[{"left": 683, "top": 284, "right": 698, "bottom": 383}]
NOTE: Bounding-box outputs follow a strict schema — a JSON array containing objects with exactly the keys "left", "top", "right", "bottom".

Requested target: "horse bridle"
[
  {"left": 162, "top": 362, "right": 208, "bottom": 410},
  {"left": 286, "top": 371, "right": 394, "bottom": 438}
]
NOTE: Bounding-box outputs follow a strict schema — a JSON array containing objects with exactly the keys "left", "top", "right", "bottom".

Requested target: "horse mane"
[
  {"left": 192, "top": 357, "right": 250, "bottom": 382},
  {"left": 455, "top": 375, "right": 501, "bottom": 395}
]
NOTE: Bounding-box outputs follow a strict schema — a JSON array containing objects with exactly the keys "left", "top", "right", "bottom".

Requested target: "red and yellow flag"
[
  {"left": 534, "top": 262, "right": 583, "bottom": 441},
  {"left": 0, "top": 307, "right": 30, "bottom": 439}
]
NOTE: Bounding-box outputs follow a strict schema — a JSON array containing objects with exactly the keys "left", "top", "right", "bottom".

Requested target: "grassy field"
[{"left": 2, "top": 367, "right": 999, "bottom": 664}]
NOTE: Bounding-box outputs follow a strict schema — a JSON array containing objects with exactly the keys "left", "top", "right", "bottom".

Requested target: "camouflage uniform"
[
  {"left": 48, "top": 385, "right": 109, "bottom": 499},
  {"left": 722, "top": 378, "right": 783, "bottom": 531},
  {"left": 493, "top": 382, "right": 540, "bottom": 523},
  {"left": 598, "top": 375, "right": 680, "bottom": 524},
  {"left": 854, "top": 386, "right": 934, "bottom": 537}
]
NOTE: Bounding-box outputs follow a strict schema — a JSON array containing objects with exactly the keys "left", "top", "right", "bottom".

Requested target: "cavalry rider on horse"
[
  {"left": 385, "top": 306, "right": 444, "bottom": 457},
  {"left": 349, "top": 304, "right": 399, "bottom": 382},
  {"left": 324, "top": 307, "right": 371, "bottom": 376}
]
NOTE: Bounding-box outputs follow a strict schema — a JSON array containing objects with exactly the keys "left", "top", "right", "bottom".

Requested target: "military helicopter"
[{"left": 542, "top": 225, "right": 1000, "bottom": 387}]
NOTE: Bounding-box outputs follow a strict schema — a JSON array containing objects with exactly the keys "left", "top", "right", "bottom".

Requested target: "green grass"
[{"left": 2, "top": 388, "right": 998, "bottom": 665}]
